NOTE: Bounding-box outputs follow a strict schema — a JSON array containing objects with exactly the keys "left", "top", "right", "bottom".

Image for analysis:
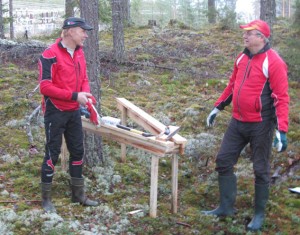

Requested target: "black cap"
[{"left": 62, "top": 17, "right": 93, "bottom": 30}]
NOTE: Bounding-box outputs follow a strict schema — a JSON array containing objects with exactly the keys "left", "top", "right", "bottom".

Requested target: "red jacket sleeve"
[
  {"left": 268, "top": 50, "right": 289, "bottom": 132},
  {"left": 38, "top": 49, "right": 74, "bottom": 101}
]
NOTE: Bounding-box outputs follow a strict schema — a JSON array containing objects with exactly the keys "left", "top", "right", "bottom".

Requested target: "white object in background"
[
  {"left": 101, "top": 116, "right": 121, "bottom": 126},
  {"left": 288, "top": 187, "right": 300, "bottom": 194}
]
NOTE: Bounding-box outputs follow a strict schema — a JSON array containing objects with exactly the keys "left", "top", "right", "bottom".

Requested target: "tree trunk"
[
  {"left": 65, "top": 0, "right": 76, "bottom": 17},
  {"left": 208, "top": 0, "right": 216, "bottom": 24},
  {"left": 121, "top": 0, "right": 131, "bottom": 27},
  {"left": 9, "top": 0, "right": 13, "bottom": 39},
  {"left": 171, "top": 0, "right": 178, "bottom": 19},
  {"left": 224, "top": 0, "right": 237, "bottom": 10},
  {"left": 260, "top": 0, "right": 276, "bottom": 43},
  {"left": 0, "top": 0, "right": 4, "bottom": 39},
  {"left": 293, "top": 0, "right": 300, "bottom": 28},
  {"left": 79, "top": 0, "right": 103, "bottom": 167},
  {"left": 112, "top": 0, "right": 125, "bottom": 63}
]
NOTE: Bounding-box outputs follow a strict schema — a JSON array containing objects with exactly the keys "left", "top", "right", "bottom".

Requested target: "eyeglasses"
[{"left": 243, "top": 31, "right": 263, "bottom": 37}]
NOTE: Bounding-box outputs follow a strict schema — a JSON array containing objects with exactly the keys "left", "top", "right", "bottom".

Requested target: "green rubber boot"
[
  {"left": 41, "top": 182, "right": 56, "bottom": 213},
  {"left": 247, "top": 184, "right": 269, "bottom": 231},
  {"left": 70, "top": 177, "right": 99, "bottom": 206},
  {"left": 202, "top": 175, "right": 237, "bottom": 216}
]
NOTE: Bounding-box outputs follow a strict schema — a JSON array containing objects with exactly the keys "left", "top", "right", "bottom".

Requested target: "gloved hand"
[
  {"left": 273, "top": 130, "right": 287, "bottom": 152},
  {"left": 206, "top": 107, "right": 220, "bottom": 127}
]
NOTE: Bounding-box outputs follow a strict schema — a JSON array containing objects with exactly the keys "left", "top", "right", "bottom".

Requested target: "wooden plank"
[
  {"left": 171, "top": 155, "right": 178, "bottom": 213},
  {"left": 82, "top": 119, "right": 179, "bottom": 156},
  {"left": 116, "top": 98, "right": 187, "bottom": 145},
  {"left": 120, "top": 106, "right": 127, "bottom": 162},
  {"left": 150, "top": 156, "right": 159, "bottom": 217}
]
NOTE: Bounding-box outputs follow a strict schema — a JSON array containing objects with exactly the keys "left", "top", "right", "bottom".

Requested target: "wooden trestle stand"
[{"left": 61, "top": 97, "right": 186, "bottom": 218}]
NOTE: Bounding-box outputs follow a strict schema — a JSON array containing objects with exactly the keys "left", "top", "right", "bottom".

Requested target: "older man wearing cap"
[
  {"left": 202, "top": 19, "right": 289, "bottom": 231},
  {"left": 38, "top": 17, "right": 99, "bottom": 213}
]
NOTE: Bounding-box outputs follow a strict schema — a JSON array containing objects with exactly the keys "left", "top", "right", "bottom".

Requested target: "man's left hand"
[{"left": 273, "top": 130, "right": 288, "bottom": 152}]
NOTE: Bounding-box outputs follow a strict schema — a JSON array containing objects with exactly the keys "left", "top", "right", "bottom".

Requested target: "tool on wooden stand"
[
  {"left": 80, "top": 106, "right": 181, "bottom": 140},
  {"left": 116, "top": 124, "right": 154, "bottom": 137},
  {"left": 116, "top": 124, "right": 180, "bottom": 140}
]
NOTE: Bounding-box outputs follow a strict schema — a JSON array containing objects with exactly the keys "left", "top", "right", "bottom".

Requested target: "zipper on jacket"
[{"left": 237, "top": 57, "right": 252, "bottom": 120}]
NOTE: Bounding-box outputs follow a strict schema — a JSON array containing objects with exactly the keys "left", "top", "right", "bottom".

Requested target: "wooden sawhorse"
[{"left": 62, "top": 98, "right": 186, "bottom": 218}]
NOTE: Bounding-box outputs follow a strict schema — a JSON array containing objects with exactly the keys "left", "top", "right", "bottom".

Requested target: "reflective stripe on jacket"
[{"left": 215, "top": 44, "right": 289, "bottom": 132}]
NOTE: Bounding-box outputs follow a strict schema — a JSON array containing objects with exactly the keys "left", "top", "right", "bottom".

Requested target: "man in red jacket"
[
  {"left": 38, "top": 17, "right": 99, "bottom": 213},
  {"left": 202, "top": 20, "right": 289, "bottom": 231}
]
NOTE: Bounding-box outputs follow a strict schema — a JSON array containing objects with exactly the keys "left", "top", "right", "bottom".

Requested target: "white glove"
[
  {"left": 273, "top": 130, "right": 288, "bottom": 152},
  {"left": 206, "top": 107, "right": 220, "bottom": 127}
]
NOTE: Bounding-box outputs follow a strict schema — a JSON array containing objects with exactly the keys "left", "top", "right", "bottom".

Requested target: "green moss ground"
[{"left": 0, "top": 21, "right": 299, "bottom": 234}]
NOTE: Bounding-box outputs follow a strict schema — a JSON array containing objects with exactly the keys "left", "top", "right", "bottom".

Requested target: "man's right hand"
[
  {"left": 206, "top": 107, "right": 220, "bottom": 127},
  {"left": 77, "top": 92, "right": 92, "bottom": 106}
]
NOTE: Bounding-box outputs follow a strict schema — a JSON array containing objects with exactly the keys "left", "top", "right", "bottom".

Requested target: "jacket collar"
[
  {"left": 56, "top": 38, "right": 81, "bottom": 51},
  {"left": 243, "top": 42, "right": 271, "bottom": 58}
]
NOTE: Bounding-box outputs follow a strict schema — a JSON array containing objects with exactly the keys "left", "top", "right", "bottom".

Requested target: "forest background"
[{"left": 0, "top": 0, "right": 299, "bottom": 234}]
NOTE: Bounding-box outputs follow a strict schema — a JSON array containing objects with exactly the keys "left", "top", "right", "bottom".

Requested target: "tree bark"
[
  {"left": 65, "top": 0, "right": 76, "bottom": 18},
  {"left": 0, "top": 0, "right": 4, "bottom": 39},
  {"left": 208, "top": 0, "right": 216, "bottom": 24},
  {"left": 121, "top": 0, "right": 131, "bottom": 27},
  {"left": 112, "top": 0, "right": 125, "bottom": 63},
  {"left": 9, "top": 0, "right": 13, "bottom": 39},
  {"left": 260, "top": 0, "right": 276, "bottom": 43},
  {"left": 79, "top": 0, "right": 103, "bottom": 166}
]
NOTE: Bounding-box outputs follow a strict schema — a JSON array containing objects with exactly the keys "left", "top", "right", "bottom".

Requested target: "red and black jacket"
[
  {"left": 215, "top": 43, "right": 289, "bottom": 133},
  {"left": 38, "top": 38, "right": 90, "bottom": 112}
]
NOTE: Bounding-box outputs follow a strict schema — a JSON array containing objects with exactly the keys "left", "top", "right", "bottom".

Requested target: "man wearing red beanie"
[{"left": 202, "top": 19, "right": 289, "bottom": 232}]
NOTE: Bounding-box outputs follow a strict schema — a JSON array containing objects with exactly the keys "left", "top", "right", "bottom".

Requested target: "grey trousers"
[{"left": 215, "top": 118, "right": 275, "bottom": 184}]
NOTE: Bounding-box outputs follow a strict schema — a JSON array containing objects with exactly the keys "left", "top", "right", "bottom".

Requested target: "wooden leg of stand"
[
  {"left": 171, "top": 155, "right": 178, "bottom": 213},
  {"left": 150, "top": 155, "right": 159, "bottom": 218}
]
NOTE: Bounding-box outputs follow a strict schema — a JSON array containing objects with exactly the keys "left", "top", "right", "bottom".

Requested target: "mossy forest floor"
[{"left": 0, "top": 20, "right": 299, "bottom": 234}]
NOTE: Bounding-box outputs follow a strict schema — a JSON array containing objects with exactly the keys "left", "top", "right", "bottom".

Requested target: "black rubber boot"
[
  {"left": 202, "top": 175, "right": 237, "bottom": 216},
  {"left": 70, "top": 177, "right": 99, "bottom": 206},
  {"left": 247, "top": 184, "right": 269, "bottom": 231},
  {"left": 41, "top": 182, "right": 56, "bottom": 213}
]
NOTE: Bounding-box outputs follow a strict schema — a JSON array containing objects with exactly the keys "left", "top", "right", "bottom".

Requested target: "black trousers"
[
  {"left": 41, "top": 104, "right": 84, "bottom": 183},
  {"left": 215, "top": 118, "right": 275, "bottom": 185}
]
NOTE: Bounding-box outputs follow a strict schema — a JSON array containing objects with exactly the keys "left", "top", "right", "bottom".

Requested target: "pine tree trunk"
[
  {"left": 9, "top": 0, "right": 13, "bottom": 39},
  {"left": 208, "top": 0, "right": 216, "bottom": 24},
  {"left": 0, "top": 0, "right": 4, "bottom": 39},
  {"left": 122, "top": 0, "right": 131, "bottom": 27},
  {"left": 65, "top": 0, "right": 76, "bottom": 17},
  {"left": 112, "top": 0, "right": 125, "bottom": 63},
  {"left": 260, "top": 0, "right": 276, "bottom": 43},
  {"left": 80, "top": 0, "right": 103, "bottom": 167}
]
